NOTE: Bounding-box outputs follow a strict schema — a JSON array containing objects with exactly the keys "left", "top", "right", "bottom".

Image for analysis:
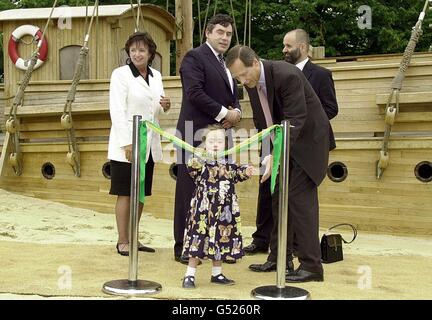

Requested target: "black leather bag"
[{"left": 321, "top": 223, "right": 357, "bottom": 263}]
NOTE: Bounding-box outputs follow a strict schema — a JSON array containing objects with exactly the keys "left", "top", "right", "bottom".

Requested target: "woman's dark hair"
[{"left": 124, "top": 32, "right": 157, "bottom": 65}]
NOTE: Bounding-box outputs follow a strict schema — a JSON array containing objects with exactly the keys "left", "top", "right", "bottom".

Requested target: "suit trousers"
[
  {"left": 173, "top": 163, "right": 195, "bottom": 258},
  {"left": 268, "top": 159, "right": 323, "bottom": 274},
  {"left": 251, "top": 177, "right": 273, "bottom": 247},
  {"left": 253, "top": 177, "right": 298, "bottom": 255}
]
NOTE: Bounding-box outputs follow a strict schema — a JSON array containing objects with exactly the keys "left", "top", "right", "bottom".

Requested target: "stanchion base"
[
  {"left": 102, "top": 279, "right": 161, "bottom": 297},
  {"left": 251, "top": 285, "right": 310, "bottom": 300}
]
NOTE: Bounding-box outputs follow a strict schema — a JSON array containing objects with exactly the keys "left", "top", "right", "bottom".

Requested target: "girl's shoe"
[
  {"left": 182, "top": 276, "right": 196, "bottom": 289},
  {"left": 210, "top": 274, "right": 235, "bottom": 285}
]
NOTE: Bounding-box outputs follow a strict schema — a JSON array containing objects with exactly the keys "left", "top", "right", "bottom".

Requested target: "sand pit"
[{"left": 1, "top": 188, "right": 432, "bottom": 300}]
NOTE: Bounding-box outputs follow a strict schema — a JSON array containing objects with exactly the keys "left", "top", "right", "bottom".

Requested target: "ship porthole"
[
  {"left": 414, "top": 161, "right": 432, "bottom": 183},
  {"left": 102, "top": 162, "right": 111, "bottom": 179},
  {"left": 169, "top": 163, "right": 178, "bottom": 180},
  {"left": 327, "top": 161, "right": 348, "bottom": 182},
  {"left": 41, "top": 162, "right": 55, "bottom": 180}
]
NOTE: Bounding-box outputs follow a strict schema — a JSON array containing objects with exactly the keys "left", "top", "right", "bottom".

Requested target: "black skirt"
[{"left": 109, "top": 152, "right": 154, "bottom": 197}]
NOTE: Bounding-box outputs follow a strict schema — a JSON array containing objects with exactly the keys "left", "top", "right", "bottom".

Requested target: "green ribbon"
[
  {"left": 139, "top": 121, "right": 148, "bottom": 204},
  {"left": 271, "top": 125, "right": 282, "bottom": 194},
  {"left": 139, "top": 121, "right": 283, "bottom": 203}
]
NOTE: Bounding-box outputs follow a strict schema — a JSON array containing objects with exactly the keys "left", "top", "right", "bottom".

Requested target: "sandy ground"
[
  {"left": 1, "top": 188, "right": 432, "bottom": 299},
  {"left": 1, "top": 188, "right": 431, "bottom": 256}
]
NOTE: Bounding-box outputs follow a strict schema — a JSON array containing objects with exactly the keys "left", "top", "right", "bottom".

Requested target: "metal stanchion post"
[
  {"left": 251, "top": 120, "right": 310, "bottom": 300},
  {"left": 102, "top": 115, "right": 162, "bottom": 297}
]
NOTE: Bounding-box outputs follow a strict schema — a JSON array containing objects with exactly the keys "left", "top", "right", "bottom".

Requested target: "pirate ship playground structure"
[{"left": 0, "top": 2, "right": 431, "bottom": 238}]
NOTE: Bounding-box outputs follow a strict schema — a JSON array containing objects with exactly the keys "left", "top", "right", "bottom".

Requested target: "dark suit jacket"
[
  {"left": 176, "top": 43, "right": 240, "bottom": 154},
  {"left": 247, "top": 60, "right": 329, "bottom": 186},
  {"left": 303, "top": 60, "right": 338, "bottom": 150}
]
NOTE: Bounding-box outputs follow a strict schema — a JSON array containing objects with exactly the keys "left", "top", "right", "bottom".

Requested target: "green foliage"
[
  {"left": 0, "top": 0, "right": 15, "bottom": 11},
  {"left": 190, "top": 0, "right": 432, "bottom": 59}
]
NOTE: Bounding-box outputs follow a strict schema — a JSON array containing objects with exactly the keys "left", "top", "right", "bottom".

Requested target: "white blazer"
[{"left": 108, "top": 65, "right": 166, "bottom": 163}]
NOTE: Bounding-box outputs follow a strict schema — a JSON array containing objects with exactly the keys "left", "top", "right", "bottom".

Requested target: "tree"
[{"left": 189, "top": 0, "right": 432, "bottom": 59}]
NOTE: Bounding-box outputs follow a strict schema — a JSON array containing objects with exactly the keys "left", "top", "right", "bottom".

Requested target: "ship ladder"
[
  {"left": 4, "top": 0, "right": 59, "bottom": 176},
  {"left": 376, "top": 0, "right": 431, "bottom": 179},
  {"left": 61, "top": 0, "right": 100, "bottom": 177}
]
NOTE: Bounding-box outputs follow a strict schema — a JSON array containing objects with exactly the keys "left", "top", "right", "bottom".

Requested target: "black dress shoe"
[
  {"left": 249, "top": 260, "right": 295, "bottom": 273},
  {"left": 175, "top": 255, "right": 189, "bottom": 265},
  {"left": 249, "top": 261, "right": 276, "bottom": 272},
  {"left": 210, "top": 274, "right": 235, "bottom": 285},
  {"left": 244, "top": 243, "right": 268, "bottom": 255},
  {"left": 285, "top": 269, "right": 324, "bottom": 283},
  {"left": 286, "top": 260, "right": 295, "bottom": 273},
  {"left": 175, "top": 255, "right": 202, "bottom": 265},
  {"left": 224, "top": 258, "right": 236, "bottom": 264},
  {"left": 138, "top": 242, "right": 155, "bottom": 253},
  {"left": 182, "top": 276, "right": 196, "bottom": 289}
]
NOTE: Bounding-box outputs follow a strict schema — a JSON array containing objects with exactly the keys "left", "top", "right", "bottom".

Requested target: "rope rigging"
[
  {"left": 197, "top": 0, "right": 251, "bottom": 45},
  {"left": 197, "top": 0, "right": 245, "bottom": 45},
  {"left": 375, "top": 0, "right": 431, "bottom": 179},
  {"left": 244, "top": 0, "right": 251, "bottom": 47},
  {"left": 129, "top": 0, "right": 146, "bottom": 32},
  {"left": 198, "top": 0, "right": 239, "bottom": 44},
  {"left": 60, "top": 0, "right": 100, "bottom": 177},
  {"left": 5, "top": 0, "right": 59, "bottom": 176}
]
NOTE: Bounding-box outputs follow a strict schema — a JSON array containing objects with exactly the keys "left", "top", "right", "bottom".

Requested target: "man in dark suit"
[
  {"left": 243, "top": 29, "right": 338, "bottom": 260},
  {"left": 226, "top": 45, "right": 329, "bottom": 282},
  {"left": 283, "top": 29, "right": 338, "bottom": 142},
  {"left": 173, "top": 14, "right": 241, "bottom": 264}
]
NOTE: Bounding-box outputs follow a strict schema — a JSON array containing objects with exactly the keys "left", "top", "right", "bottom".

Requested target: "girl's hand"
[{"left": 246, "top": 165, "right": 255, "bottom": 177}]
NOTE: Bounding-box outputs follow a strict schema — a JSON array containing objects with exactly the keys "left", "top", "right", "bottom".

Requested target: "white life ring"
[{"left": 8, "top": 24, "right": 48, "bottom": 71}]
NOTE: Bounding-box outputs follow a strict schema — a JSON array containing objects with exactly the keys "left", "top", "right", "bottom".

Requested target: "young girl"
[{"left": 181, "top": 124, "right": 254, "bottom": 289}]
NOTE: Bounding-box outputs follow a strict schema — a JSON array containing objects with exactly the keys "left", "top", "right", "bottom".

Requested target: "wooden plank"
[
  {"left": 19, "top": 129, "right": 109, "bottom": 140},
  {"left": 19, "top": 119, "right": 111, "bottom": 132},
  {"left": 395, "top": 112, "right": 432, "bottom": 123},
  {"left": 0, "top": 132, "right": 11, "bottom": 176},
  {"left": 333, "top": 119, "right": 432, "bottom": 134},
  {"left": 17, "top": 103, "right": 108, "bottom": 116},
  {"left": 376, "top": 91, "right": 432, "bottom": 106}
]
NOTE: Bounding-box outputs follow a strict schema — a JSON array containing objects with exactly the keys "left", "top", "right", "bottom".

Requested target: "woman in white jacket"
[{"left": 108, "top": 32, "right": 170, "bottom": 256}]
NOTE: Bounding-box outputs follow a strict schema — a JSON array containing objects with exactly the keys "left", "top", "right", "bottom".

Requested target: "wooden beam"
[
  {"left": 0, "top": 132, "right": 11, "bottom": 177},
  {"left": 376, "top": 91, "right": 432, "bottom": 113},
  {"left": 175, "top": 0, "right": 193, "bottom": 75}
]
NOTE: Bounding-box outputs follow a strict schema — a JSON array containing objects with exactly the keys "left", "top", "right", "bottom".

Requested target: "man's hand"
[
  {"left": 222, "top": 118, "right": 233, "bottom": 129},
  {"left": 124, "top": 144, "right": 133, "bottom": 162},
  {"left": 222, "top": 107, "right": 241, "bottom": 129},
  {"left": 160, "top": 96, "right": 171, "bottom": 112},
  {"left": 260, "top": 155, "right": 273, "bottom": 183}
]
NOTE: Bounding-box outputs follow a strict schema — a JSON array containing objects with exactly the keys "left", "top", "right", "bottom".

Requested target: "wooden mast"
[{"left": 175, "top": 0, "right": 193, "bottom": 75}]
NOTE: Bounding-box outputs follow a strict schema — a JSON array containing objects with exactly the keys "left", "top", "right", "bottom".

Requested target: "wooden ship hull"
[{"left": 0, "top": 5, "right": 431, "bottom": 237}]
